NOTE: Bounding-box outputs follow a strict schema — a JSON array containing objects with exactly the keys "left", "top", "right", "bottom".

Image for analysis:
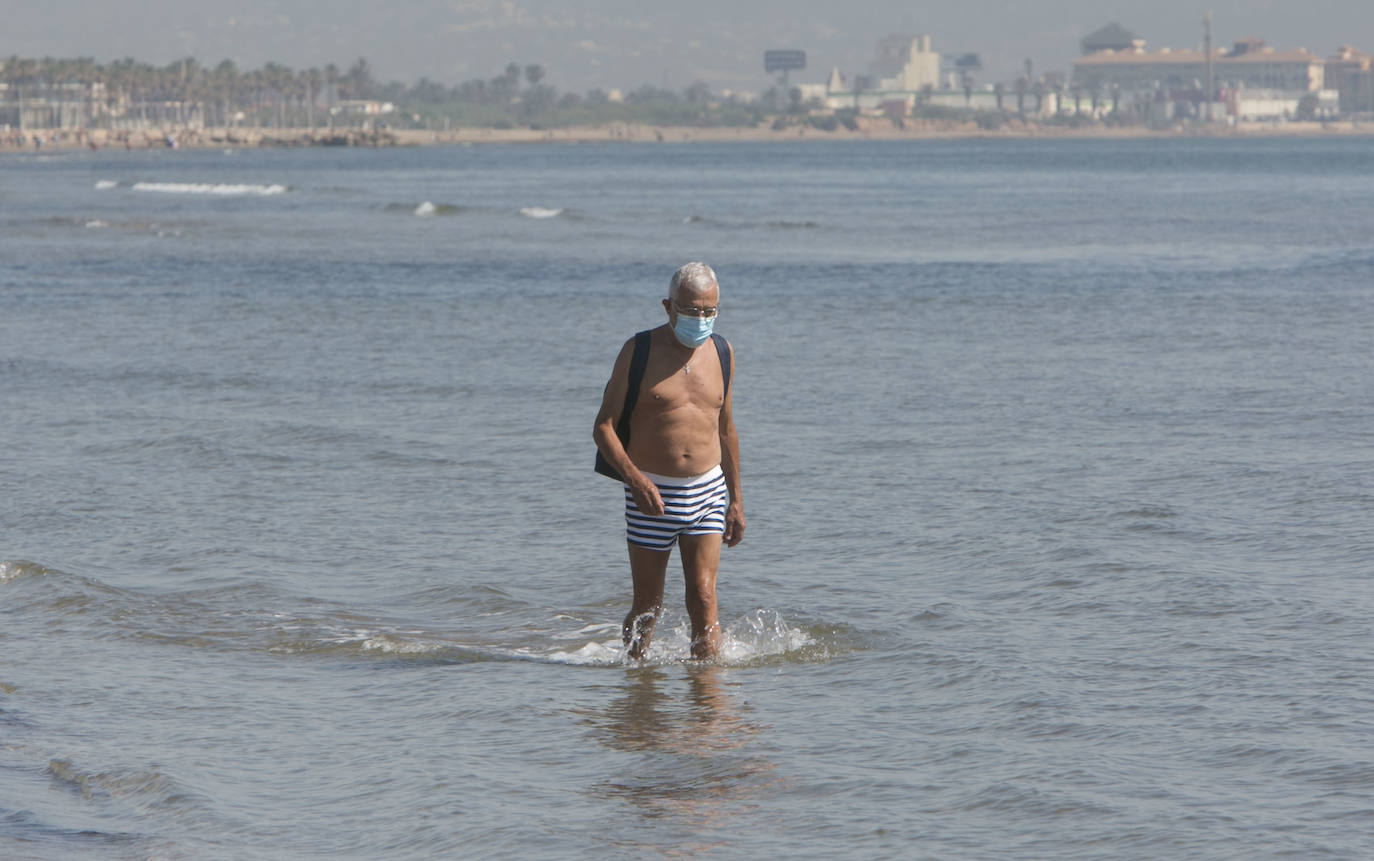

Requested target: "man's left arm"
[{"left": 719, "top": 343, "right": 745, "bottom": 547}]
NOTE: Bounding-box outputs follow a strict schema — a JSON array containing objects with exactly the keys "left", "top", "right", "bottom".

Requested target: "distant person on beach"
[{"left": 594, "top": 262, "right": 744, "bottom": 660}]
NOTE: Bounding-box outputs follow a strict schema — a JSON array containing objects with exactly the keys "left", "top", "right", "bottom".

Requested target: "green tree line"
[{"left": 0, "top": 55, "right": 768, "bottom": 129}]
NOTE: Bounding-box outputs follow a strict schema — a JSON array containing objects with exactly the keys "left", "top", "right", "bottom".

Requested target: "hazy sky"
[{"left": 6, "top": 1, "right": 1373, "bottom": 93}]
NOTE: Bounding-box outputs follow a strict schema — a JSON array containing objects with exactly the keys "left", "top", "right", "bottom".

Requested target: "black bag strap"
[
  {"left": 712, "top": 333, "right": 731, "bottom": 399},
  {"left": 615, "top": 329, "right": 653, "bottom": 437}
]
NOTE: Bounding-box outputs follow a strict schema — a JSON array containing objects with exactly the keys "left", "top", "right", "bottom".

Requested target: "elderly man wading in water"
[{"left": 594, "top": 262, "right": 744, "bottom": 660}]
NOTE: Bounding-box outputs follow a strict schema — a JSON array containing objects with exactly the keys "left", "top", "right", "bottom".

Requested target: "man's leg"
[
  {"left": 678, "top": 533, "right": 723, "bottom": 660},
  {"left": 625, "top": 542, "right": 670, "bottom": 659}
]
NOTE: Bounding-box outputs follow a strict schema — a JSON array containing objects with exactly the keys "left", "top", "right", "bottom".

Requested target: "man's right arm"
[{"left": 594, "top": 339, "right": 664, "bottom": 516}]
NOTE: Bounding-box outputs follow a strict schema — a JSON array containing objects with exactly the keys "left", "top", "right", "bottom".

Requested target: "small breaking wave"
[
  {"left": 94, "top": 179, "right": 119, "bottom": 190},
  {"left": 21, "top": 215, "right": 187, "bottom": 235},
  {"left": 46, "top": 758, "right": 199, "bottom": 807},
  {"left": 682, "top": 214, "right": 818, "bottom": 230},
  {"left": 539, "top": 608, "right": 826, "bottom": 667},
  {"left": 268, "top": 625, "right": 498, "bottom": 663},
  {"left": 0, "top": 559, "right": 56, "bottom": 584},
  {"left": 3, "top": 561, "right": 837, "bottom": 668},
  {"left": 384, "top": 201, "right": 461, "bottom": 217},
  {"left": 519, "top": 206, "right": 563, "bottom": 219},
  {"left": 129, "top": 181, "right": 288, "bottom": 196}
]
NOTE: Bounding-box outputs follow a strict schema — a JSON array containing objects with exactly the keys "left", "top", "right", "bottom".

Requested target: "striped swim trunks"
[{"left": 625, "top": 466, "right": 729, "bottom": 550}]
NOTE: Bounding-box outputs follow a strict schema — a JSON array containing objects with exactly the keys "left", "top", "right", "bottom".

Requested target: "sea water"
[{"left": 3, "top": 137, "right": 1373, "bottom": 859}]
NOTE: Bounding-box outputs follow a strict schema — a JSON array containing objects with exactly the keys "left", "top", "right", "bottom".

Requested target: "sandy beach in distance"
[
  {"left": 10, "top": 117, "right": 1374, "bottom": 150},
  {"left": 400, "top": 119, "right": 1374, "bottom": 144}
]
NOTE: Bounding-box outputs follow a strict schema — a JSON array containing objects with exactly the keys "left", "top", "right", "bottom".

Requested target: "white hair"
[{"left": 669, "top": 262, "right": 718, "bottom": 300}]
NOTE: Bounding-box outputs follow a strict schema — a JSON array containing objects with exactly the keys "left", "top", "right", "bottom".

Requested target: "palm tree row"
[
  {"left": 1, "top": 55, "right": 378, "bottom": 128},
  {"left": 2, "top": 54, "right": 768, "bottom": 131}
]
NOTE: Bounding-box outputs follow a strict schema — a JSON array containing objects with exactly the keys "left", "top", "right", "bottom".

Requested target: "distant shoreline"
[{"left": 10, "top": 118, "right": 1374, "bottom": 151}]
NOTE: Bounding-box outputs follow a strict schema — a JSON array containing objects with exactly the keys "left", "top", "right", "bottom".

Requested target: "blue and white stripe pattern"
[{"left": 624, "top": 466, "right": 728, "bottom": 550}]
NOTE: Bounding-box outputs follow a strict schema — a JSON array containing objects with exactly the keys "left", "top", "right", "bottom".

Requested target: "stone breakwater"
[
  {"left": 8, "top": 119, "right": 1374, "bottom": 152},
  {"left": 248, "top": 130, "right": 402, "bottom": 147},
  {"left": 2, "top": 127, "right": 403, "bottom": 150}
]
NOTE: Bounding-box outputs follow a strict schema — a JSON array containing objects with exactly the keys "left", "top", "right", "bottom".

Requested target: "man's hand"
[
  {"left": 723, "top": 501, "right": 745, "bottom": 547},
  {"left": 628, "top": 476, "right": 665, "bottom": 517}
]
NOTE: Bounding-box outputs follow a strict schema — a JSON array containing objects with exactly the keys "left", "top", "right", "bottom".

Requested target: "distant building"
[
  {"left": 0, "top": 80, "right": 213, "bottom": 131},
  {"left": 826, "top": 66, "right": 845, "bottom": 94},
  {"left": 871, "top": 34, "right": 941, "bottom": 93},
  {"left": 1325, "top": 45, "right": 1374, "bottom": 115},
  {"left": 1074, "top": 36, "right": 1325, "bottom": 93},
  {"left": 1081, "top": 23, "right": 1142, "bottom": 55},
  {"left": 332, "top": 100, "right": 395, "bottom": 117},
  {"left": 1072, "top": 28, "right": 1337, "bottom": 121},
  {"left": 114, "top": 100, "right": 204, "bottom": 130},
  {"left": 0, "top": 81, "right": 107, "bottom": 130},
  {"left": 794, "top": 34, "right": 1011, "bottom": 116}
]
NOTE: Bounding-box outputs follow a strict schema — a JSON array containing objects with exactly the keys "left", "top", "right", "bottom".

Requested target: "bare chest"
[
  {"left": 646, "top": 371, "right": 721, "bottom": 411},
  {"left": 642, "top": 352, "right": 723, "bottom": 412}
]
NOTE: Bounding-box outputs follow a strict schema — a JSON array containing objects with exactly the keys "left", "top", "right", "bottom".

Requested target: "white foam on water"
[
  {"left": 538, "top": 609, "right": 817, "bottom": 667},
  {"left": 414, "top": 201, "right": 438, "bottom": 217},
  {"left": 519, "top": 206, "right": 562, "bottom": 219},
  {"left": 550, "top": 621, "right": 620, "bottom": 641},
  {"left": 94, "top": 180, "right": 119, "bottom": 190},
  {"left": 85, "top": 220, "right": 110, "bottom": 229},
  {"left": 361, "top": 633, "right": 446, "bottom": 654},
  {"left": 540, "top": 639, "right": 627, "bottom": 665},
  {"left": 130, "top": 182, "right": 288, "bottom": 196},
  {"left": 719, "top": 608, "right": 817, "bottom": 663},
  {"left": 0, "top": 560, "right": 52, "bottom": 584}
]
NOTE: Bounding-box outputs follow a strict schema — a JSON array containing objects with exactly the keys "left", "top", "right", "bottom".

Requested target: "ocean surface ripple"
[{"left": 4, "top": 138, "right": 1374, "bottom": 860}]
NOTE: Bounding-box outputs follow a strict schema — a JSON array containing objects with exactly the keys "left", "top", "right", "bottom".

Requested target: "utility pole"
[{"left": 1204, "top": 12, "right": 1214, "bottom": 122}]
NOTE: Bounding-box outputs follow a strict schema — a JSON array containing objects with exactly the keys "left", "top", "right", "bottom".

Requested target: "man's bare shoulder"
[
  {"left": 608, "top": 332, "right": 643, "bottom": 374},
  {"left": 645, "top": 324, "right": 673, "bottom": 347},
  {"left": 621, "top": 326, "right": 673, "bottom": 353}
]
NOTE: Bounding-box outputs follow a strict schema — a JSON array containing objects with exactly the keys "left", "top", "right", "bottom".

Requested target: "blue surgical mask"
[{"left": 673, "top": 313, "right": 714, "bottom": 348}]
